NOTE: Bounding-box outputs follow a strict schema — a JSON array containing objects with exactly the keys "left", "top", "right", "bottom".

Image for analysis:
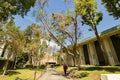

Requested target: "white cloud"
[
  {"left": 41, "top": 39, "right": 60, "bottom": 53},
  {"left": 48, "top": 41, "right": 60, "bottom": 51}
]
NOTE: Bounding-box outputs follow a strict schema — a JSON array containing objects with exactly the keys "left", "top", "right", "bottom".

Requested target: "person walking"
[{"left": 63, "top": 63, "right": 68, "bottom": 76}]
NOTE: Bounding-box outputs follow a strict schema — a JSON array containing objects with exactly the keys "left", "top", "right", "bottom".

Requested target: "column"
[
  {"left": 78, "top": 46, "right": 85, "bottom": 65},
  {"left": 88, "top": 42, "right": 99, "bottom": 65},
  {"left": 103, "top": 37, "right": 120, "bottom": 65}
]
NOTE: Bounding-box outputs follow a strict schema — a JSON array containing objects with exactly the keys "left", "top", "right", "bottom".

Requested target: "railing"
[{"left": 15, "top": 70, "right": 45, "bottom": 80}]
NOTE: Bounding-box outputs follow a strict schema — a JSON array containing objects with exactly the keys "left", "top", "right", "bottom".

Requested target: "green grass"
[
  {"left": 0, "top": 69, "right": 44, "bottom": 80},
  {"left": 55, "top": 66, "right": 75, "bottom": 72},
  {"left": 55, "top": 65, "right": 120, "bottom": 80}
]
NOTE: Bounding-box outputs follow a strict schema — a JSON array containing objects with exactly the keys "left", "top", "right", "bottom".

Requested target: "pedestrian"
[{"left": 63, "top": 63, "right": 68, "bottom": 76}]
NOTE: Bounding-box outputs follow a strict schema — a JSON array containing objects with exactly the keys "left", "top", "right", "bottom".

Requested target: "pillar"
[
  {"left": 103, "top": 37, "right": 120, "bottom": 65},
  {"left": 88, "top": 42, "right": 99, "bottom": 65},
  {"left": 78, "top": 46, "right": 85, "bottom": 65}
]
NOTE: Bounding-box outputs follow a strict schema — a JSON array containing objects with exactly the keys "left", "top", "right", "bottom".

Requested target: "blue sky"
[
  {"left": 14, "top": 0, "right": 70, "bottom": 30},
  {"left": 14, "top": 0, "right": 120, "bottom": 39}
]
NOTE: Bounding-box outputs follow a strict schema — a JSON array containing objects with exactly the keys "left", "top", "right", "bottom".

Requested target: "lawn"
[
  {"left": 55, "top": 65, "right": 120, "bottom": 80},
  {"left": 0, "top": 69, "right": 44, "bottom": 80}
]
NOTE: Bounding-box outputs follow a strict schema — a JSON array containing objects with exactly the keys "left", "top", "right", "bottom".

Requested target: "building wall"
[
  {"left": 83, "top": 44, "right": 90, "bottom": 65},
  {"left": 87, "top": 42, "right": 99, "bottom": 65},
  {"left": 67, "top": 26, "right": 120, "bottom": 66},
  {"left": 103, "top": 37, "right": 119, "bottom": 65},
  {"left": 110, "top": 35, "right": 120, "bottom": 64},
  {"left": 78, "top": 46, "right": 85, "bottom": 65},
  {"left": 77, "top": 32, "right": 120, "bottom": 66},
  {"left": 94, "top": 40, "right": 106, "bottom": 65}
]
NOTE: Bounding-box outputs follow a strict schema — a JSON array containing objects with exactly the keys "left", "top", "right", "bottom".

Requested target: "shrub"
[
  {"left": 39, "top": 64, "right": 46, "bottom": 69},
  {"left": 25, "top": 64, "right": 33, "bottom": 69},
  {"left": 74, "top": 72, "right": 89, "bottom": 78},
  {"left": 55, "top": 64, "right": 60, "bottom": 66},
  {"left": 86, "top": 66, "right": 102, "bottom": 70},
  {"left": 16, "top": 63, "right": 24, "bottom": 69},
  {"left": 16, "top": 53, "right": 28, "bottom": 69}
]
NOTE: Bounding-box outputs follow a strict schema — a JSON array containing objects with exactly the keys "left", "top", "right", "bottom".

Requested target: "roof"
[
  {"left": 78, "top": 25, "right": 120, "bottom": 45},
  {"left": 101, "top": 25, "right": 120, "bottom": 35}
]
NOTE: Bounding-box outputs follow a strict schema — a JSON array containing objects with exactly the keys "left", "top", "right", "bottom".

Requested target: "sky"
[{"left": 14, "top": 0, "right": 120, "bottom": 40}]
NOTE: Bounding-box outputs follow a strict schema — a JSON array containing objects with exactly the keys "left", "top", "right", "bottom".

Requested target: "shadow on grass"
[
  {"left": 82, "top": 66, "right": 120, "bottom": 73},
  {"left": 0, "top": 70, "right": 20, "bottom": 76}
]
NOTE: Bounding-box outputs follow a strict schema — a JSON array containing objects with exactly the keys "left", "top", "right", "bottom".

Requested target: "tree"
[
  {"left": 74, "top": 0, "right": 109, "bottom": 65},
  {"left": 24, "top": 24, "right": 47, "bottom": 80},
  {"left": 16, "top": 53, "right": 29, "bottom": 69},
  {"left": 2, "top": 18, "right": 25, "bottom": 75},
  {"left": 24, "top": 23, "right": 46, "bottom": 66},
  {"left": 101, "top": 0, "right": 120, "bottom": 19},
  {"left": 51, "top": 11, "right": 81, "bottom": 67},
  {"left": 0, "top": 0, "right": 36, "bottom": 22},
  {"left": 24, "top": 24, "right": 39, "bottom": 65},
  {"left": 34, "top": 0, "right": 82, "bottom": 67}
]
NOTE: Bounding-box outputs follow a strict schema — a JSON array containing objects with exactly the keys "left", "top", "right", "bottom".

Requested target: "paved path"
[{"left": 39, "top": 68, "right": 73, "bottom": 80}]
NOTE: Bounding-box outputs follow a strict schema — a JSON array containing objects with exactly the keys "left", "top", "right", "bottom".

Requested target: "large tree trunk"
[
  {"left": 13, "top": 55, "right": 17, "bottom": 69},
  {"left": 76, "top": 54, "right": 81, "bottom": 70},
  {"left": 2, "top": 59, "right": 9, "bottom": 75},
  {"left": 73, "top": 13, "right": 81, "bottom": 69},
  {"left": 2, "top": 52, "right": 11, "bottom": 75},
  {"left": 27, "top": 53, "right": 32, "bottom": 65},
  {"left": 10, "top": 54, "right": 17, "bottom": 69},
  {"left": 93, "top": 26, "right": 109, "bottom": 65}
]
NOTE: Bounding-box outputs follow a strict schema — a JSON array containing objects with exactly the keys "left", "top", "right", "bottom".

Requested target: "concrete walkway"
[{"left": 39, "top": 68, "right": 73, "bottom": 80}]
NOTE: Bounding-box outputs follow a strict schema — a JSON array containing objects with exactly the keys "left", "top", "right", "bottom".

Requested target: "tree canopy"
[
  {"left": 75, "top": 0, "right": 103, "bottom": 28},
  {"left": 102, "top": 0, "right": 120, "bottom": 19},
  {"left": 0, "top": 0, "right": 36, "bottom": 22}
]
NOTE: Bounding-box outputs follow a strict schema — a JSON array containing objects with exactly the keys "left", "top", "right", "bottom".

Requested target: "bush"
[
  {"left": 55, "top": 64, "right": 60, "bottom": 66},
  {"left": 16, "top": 63, "right": 24, "bottom": 69},
  {"left": 74, "top": 72, "right": 89, "bottom": 78},
  {"left": 25, "top": 64, "right": 33, "bottom": 69},
  {"left": 16, "top": 53, "right": 28, "bottom": 69},
  {"left": 39, "top": 64, "right": 46, "bottom": 69}
]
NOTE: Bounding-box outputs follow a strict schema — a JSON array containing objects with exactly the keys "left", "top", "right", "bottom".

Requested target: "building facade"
[{"left": 64, "top": 25, "right": 120, "bottom": 66}]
